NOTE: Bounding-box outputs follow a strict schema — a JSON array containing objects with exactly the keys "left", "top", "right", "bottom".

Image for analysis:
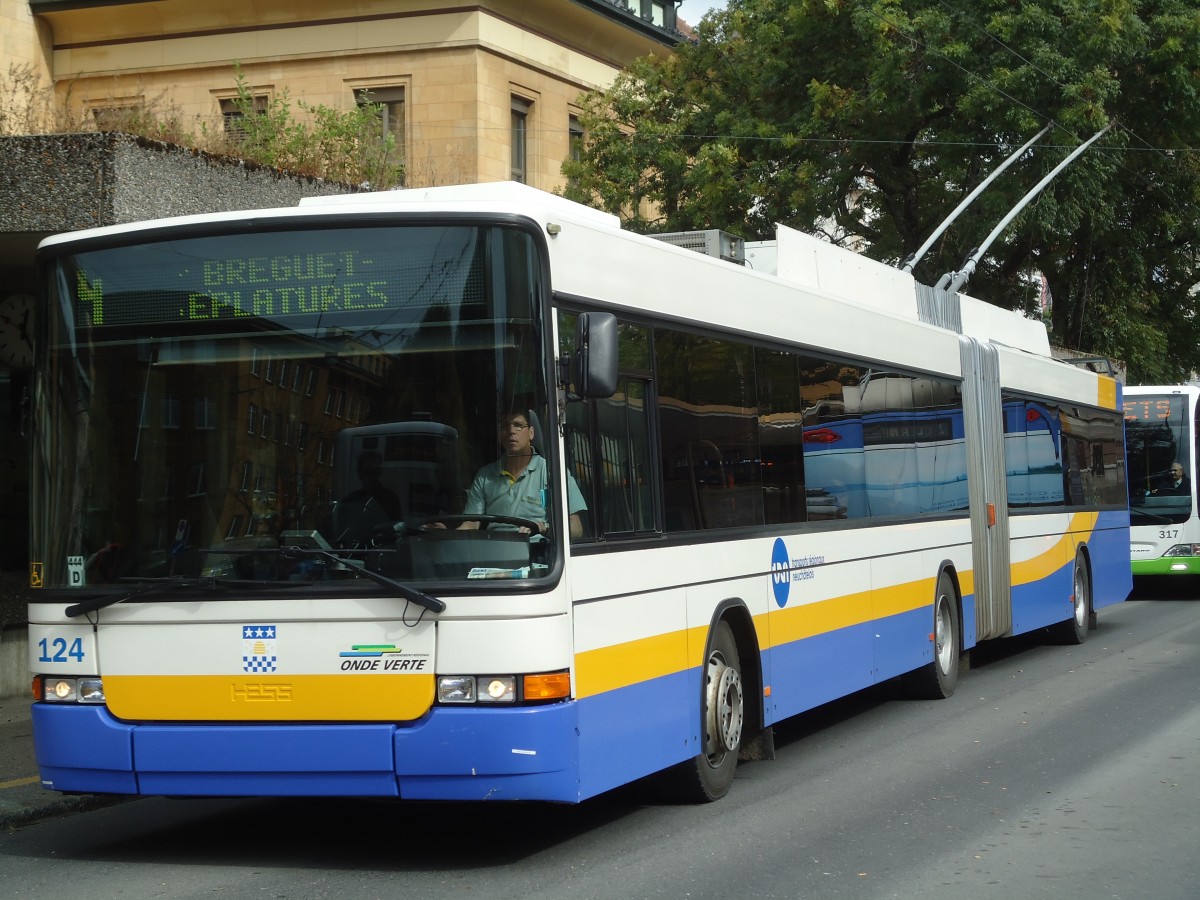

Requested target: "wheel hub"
[{"left": 705, "top": 658, "right": 744, "bottom": 757}]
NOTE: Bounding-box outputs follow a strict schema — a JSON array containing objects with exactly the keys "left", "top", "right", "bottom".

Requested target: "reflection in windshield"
[{"left": 34, "top": 224, "right": 556, "bottom": 589}]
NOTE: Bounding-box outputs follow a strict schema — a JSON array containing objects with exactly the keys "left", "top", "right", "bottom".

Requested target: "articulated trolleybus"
[
  {"left": 1124, "top": 384, "right": 1200, "bottom": 578},
  {"left": 29, "top": 183, "right": 1129, "bottom": 803}
]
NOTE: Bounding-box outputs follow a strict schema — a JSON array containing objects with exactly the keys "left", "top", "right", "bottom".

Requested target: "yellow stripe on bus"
[
  {"left": 1097, "top": 376, "right": 1118, "bottom": 410},
  {"left": 575, "top": 628, "right": 696, "bottom": 699},
  {"left": 1010, "top": 511, "right": 1097, "bottom": 586},
  {"left": 768, "top": 591, "right": 874, "bottom": 647},
  {"left": 574, "top": 513, "right": 1101, "bottom": 701},
  {"left": 103, "top": 673, "right": 435, "bottom": 721}
]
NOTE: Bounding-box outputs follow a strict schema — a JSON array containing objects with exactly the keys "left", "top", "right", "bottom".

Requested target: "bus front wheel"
[{"left": 661, "top": 620, "right": 744, "bottom": 802}]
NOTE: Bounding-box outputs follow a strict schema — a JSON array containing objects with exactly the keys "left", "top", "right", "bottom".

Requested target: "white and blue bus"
[
  {"left": 28, "top": 183, "right": 1130, "bottom": 803},
  {"left": 1124, "top": 384, "right": 1200, "bottom": 578}
]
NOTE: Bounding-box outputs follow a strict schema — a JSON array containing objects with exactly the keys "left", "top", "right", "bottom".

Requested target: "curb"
[{"left": 0, "top": 788, "right": 131, "bottom": 830}]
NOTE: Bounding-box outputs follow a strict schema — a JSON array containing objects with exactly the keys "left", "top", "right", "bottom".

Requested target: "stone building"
[{"left": 0, "top": 0, "right": 684, "bottom": 694}]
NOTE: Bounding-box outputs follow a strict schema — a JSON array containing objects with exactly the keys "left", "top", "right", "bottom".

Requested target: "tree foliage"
[{"left": 563, "top": 0, "right": 1200, "bottom": 382}]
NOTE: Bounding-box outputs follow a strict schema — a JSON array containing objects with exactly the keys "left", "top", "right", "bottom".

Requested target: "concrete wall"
[
  {"left": 0, "top": 131, "right": 352, "bottom": 235},
  {"left": 0, "top": 626, "right": 25, "bottom": 700}
]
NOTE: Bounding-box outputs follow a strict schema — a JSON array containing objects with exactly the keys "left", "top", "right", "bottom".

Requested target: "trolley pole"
[
  {"left": 901, "top": 125, "right": 1052, "bottom": 274},
  {"left": 941, "top": 123, "right": 1114, "bottom": 295}
]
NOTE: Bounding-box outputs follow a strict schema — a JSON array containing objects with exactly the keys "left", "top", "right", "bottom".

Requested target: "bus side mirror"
[{"left": 573, "top": 312, "right": 618, "bottom": 398}]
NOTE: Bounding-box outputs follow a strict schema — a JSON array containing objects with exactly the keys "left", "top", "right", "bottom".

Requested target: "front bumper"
[{"left": 32, "top": 700, "right": 581, "bottom": 802}]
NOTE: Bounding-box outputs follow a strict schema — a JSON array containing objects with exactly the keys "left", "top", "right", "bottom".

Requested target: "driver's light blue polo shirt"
[{"left": 463, "top": 454, "right": 587, "bottom": 522}]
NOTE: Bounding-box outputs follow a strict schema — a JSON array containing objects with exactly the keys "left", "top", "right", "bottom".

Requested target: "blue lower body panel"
[
  {"left": 32, "top": 701, "right": 582, "bottom": 802},
  {"left": 1090, "top": 512, "right": 1133, "bottom": 610},
  {"left": 1011, "top": 514, "right": 1131, "bottom": 635}
]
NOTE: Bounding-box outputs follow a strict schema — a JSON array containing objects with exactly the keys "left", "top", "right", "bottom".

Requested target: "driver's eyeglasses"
[{"left": 503, "top": 422, "right": 531, "bottom": 431}]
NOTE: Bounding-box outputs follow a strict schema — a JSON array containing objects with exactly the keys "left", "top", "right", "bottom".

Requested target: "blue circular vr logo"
[{"left": 771, "top": 537, "right": 790, "bottom": 608}]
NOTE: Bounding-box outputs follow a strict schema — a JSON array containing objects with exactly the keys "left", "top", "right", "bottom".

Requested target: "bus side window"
[
  {"left": 567, "top": 375, "right": 655, "bottom": 539},
  {"left": 657, "top": 330, "right": 763, "bottom": 532},
  {"left": 564, "top": 405, "right": 595, "bottom": 540},
  {"left": 755, "top": 347, "right": 807, "bottom": 525}
]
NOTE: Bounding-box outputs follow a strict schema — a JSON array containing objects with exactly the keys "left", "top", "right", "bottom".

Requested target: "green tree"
[{"left": 564, "top": 0, "right": 1200, "bottom": 382}]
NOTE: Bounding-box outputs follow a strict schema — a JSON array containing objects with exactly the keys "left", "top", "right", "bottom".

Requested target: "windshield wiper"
[
  {"left": 276, "top": 545, "right": 446, "bottom": 613},
  {"left": 193, "top": 544, "right": 447, "bottom": 613},
  {"left": 65, "top": 576, "right": 226, "bottom": 618}
]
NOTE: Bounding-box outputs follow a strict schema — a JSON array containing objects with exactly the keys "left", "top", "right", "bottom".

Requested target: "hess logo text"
[{"left": 231, "top": 683, "right": 293, "bottom": 702}]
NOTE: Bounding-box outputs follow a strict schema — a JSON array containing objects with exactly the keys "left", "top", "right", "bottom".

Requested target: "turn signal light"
[{"left": 524, "top": 672, "right": 570, "bottom": 700}]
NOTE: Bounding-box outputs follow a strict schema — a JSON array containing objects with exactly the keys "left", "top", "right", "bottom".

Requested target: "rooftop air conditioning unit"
[{"left": 649, "top": 229, "right": 745, "bottom": 265}]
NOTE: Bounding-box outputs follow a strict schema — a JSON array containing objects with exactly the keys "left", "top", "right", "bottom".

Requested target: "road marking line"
[{"left": 0, "top": 775, "right": 40, "bottom": 789}]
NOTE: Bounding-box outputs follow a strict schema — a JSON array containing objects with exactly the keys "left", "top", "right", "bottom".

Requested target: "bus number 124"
[{"left": 37, "top": 636, "right": 85, "bottom": 664}]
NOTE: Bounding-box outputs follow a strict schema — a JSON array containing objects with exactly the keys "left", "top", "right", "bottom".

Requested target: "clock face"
[{"left": 0, "top": 293, "right": 34, "bottom": 369}]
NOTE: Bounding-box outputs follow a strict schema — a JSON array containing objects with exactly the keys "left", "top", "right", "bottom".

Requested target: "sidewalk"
[{"left": 0, "top": 698, "right": 127, "bottom": 829}]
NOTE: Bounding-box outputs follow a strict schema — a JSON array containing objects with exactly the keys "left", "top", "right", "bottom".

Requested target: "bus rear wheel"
[
  {"left": 1050, "top": 551, "right": 1091, "bottom": 645},
  {"left": 904, "top": 571, "right": 960, "bottom": 699},
  {"left": 661, "top": 620, "right": 744, "bottom": 802}
]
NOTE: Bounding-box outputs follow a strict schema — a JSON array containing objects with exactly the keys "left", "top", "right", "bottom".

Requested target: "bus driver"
[{"left": 435, "top": 411, "right": 587, "bottom": 538}]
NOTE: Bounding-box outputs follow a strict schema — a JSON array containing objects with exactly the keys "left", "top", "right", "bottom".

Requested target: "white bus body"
[{"left": 29, "top": 182, "right": 1130, "bottom": 802}]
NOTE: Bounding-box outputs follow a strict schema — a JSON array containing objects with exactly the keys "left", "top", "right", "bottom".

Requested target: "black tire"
[
  {"left": 659, "top": 620, "right": 745, "bottom": 802},
  {"left": 905, "top": 571, "right": 960, "bottom": 699},
  {"left": 1049, "top": 551, "right": 1091, "bottom": 645}
]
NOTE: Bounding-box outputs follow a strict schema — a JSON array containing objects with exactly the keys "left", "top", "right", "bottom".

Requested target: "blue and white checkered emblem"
[{"left": 242, "top": 624, "right": 278, "bottom": 673}]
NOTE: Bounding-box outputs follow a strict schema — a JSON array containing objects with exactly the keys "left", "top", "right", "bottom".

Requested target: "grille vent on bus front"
[{"left": 649, "top": 229, "right": 746, "bottom": 265}]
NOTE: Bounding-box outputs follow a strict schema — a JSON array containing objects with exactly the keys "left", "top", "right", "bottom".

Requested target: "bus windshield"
[
  {"left": 34, "top": 223, "right": 556, "bottom": 590},
  {"left": 1124, "top": 392, "right": 1194, "bottom": 525}
]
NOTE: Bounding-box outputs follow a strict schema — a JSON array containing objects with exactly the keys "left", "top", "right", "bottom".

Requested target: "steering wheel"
[{"left": 418, "top": 514, "right": 544, "bottom": 534}]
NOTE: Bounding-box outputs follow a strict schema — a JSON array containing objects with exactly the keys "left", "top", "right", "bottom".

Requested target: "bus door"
[{"left": 959, "top": 337, "right": 1012, "bottom": 641}]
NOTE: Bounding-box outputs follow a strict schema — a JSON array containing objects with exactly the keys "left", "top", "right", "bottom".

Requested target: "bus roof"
[{"left": 38, "top": 180, "right": 1057, "bottom": 364}]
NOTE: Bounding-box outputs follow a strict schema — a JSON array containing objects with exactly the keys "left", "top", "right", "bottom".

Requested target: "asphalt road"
[{"left": 1, "top": 591, "right": 1196, "bottom": 900}]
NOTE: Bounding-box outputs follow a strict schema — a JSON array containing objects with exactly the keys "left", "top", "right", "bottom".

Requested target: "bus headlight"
[
  {"left": 481, "top": 677, "right": 516, "bottom": 702},
  {"left": 436, "top": 672, "right": 568, "bottom": 704},
  {"left": 40, "top": 676, "right": 105, "bottom": 704},
  {"left": 437, "top": 675, "right": 476, "bottom": 703},
  {"left": 436, "top": 675, "right": 515, "bottom": 703},
  {"left": 1162, "top": 544, "right": 1200, "bottom": 557}
]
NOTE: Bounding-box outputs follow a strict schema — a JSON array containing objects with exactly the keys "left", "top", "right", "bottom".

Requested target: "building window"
[
  {"left": 188, "top": 462, "right": 206, "bottom": 497},
  {"left": 162, "top": 395, "right": 181, "bottom": 430},
  {"left": 355, "top": 87, "right": 405, "bottom": 162},
  {"left": 511, "top": 96, "right": 531, "bottom": 184},
  {"left": 90, "top": 104, "right": 140, "bottom": 130},
  {"left": 195, "top": 396, "right": 216, "bottom": 430},
  {"left": 220, "top": 94, "right": 268, "bottom": 142},
  {"left": 567, "top": 113, "right": 585, "bottom": 192},
  {"left": 569, "top": 114, "right": 584, "bottom": 163}
]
